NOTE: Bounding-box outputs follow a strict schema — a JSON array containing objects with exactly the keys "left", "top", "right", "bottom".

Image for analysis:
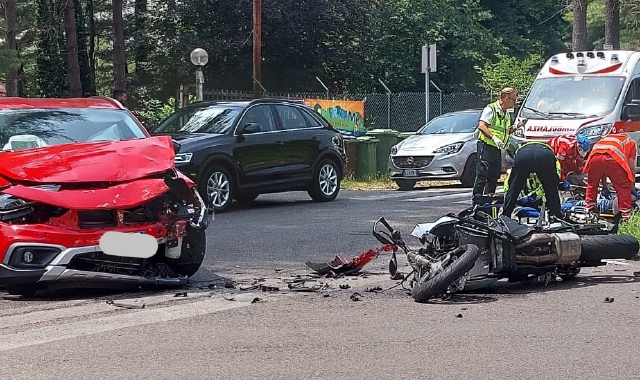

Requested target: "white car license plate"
[{"left": 402, "top": 169, "right": 418, "bottom": 176}]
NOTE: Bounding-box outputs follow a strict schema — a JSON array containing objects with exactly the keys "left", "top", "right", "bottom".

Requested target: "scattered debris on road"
[
  {"left": 365, "top": 286, "right": 383, "bottom": 293},
  {"left": 456, "top": 314, "right": 463, "bottom": 318},
  {"left": 339, "top": 284, "right": 351, "bottom": 289},
  {"left": 350, "top": 292, "right": 363, "bottom": 301},
  {"left": 106, "top": 300, "right": 146, "bottom": 309},
  {"left": 604, "top": 297, "right": 615, "bottom": 303},
  {"left": 306, "top": 247, "right": 390, "bottom": 277},
  {"left": 174, "top": 292, "right": 188, "bottom": 297}
]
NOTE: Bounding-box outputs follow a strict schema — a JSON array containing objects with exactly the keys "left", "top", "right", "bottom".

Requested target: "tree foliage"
[
  {"left": 474, "top": 54, "right": 542, "bottom": 97},
  {"left": 1, "top": 0, "right": 629, "bottom": 120}
]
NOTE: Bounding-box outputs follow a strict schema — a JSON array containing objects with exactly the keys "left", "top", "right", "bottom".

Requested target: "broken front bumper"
[{"left": 0, "top": 221, "right": 177, "bottom": 289}]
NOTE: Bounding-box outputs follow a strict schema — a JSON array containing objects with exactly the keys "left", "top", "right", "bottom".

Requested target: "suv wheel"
[
  {"left": 308, "top": 159, "right": 340, "bottom": 202},
  {"left": 199, "top": 165, "right": 234, "bottom": 213}
]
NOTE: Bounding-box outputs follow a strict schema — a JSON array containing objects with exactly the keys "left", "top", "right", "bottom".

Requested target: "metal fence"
[{"left": 180, "top": 86, "right": 491, "bottom": 133}]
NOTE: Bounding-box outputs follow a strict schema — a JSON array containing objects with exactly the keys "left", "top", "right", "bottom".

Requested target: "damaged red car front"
[{"left": 0, "top": 97, "right": 212, "bottom": 296}]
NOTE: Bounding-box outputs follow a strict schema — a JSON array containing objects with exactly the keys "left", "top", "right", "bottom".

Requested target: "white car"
[{"left": 388, "top": 109, "right": 512, "bottom": 190}]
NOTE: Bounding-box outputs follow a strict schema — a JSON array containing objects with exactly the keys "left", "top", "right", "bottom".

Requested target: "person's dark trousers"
[
  {"left": 473, "top": 141, "right": 502, "bottom": 200},
  {"left": 502, "top": 144, "right": 562, "bottom": 218}
]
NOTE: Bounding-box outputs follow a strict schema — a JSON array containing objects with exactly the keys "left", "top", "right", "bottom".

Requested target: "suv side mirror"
[
  {"left": 238, "top": 123, "right": 262, "bottom": 135},
  {"left": 514, "top": 100, "right": 522, "bottom": 117}
]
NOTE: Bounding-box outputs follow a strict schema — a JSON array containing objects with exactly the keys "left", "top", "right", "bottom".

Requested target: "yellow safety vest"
[{"left": 479, "top": 101, "right": 511, "bottom": 148}]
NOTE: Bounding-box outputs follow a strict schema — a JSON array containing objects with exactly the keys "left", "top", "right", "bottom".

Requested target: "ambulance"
[{"left": 513, "top": 50, "right": 640, "bottom": 169}]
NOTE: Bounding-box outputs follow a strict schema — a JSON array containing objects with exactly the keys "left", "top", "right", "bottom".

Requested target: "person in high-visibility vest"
[
  {"left": 472, "top": 87, "right": 518, "bottom": 204},
  {"left": 549, "top": 133, "right": 591, "bottom": 187},
  {"left": 503, "top": 160, "right": 562, "bottom": 208},
  {"left": 502, "top": 141, "right": 563, "bottom": 219},
  {"left": 582, "top": 134, "right": 637, "bottom": 221}
]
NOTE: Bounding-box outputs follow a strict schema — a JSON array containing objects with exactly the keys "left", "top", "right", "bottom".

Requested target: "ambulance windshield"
[{"left": 521, "top": 76, "right": 625, "bottom": 119}]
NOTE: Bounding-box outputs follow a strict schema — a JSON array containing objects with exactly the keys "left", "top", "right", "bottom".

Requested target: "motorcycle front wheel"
[{"left": 411, "top": 244, "right": 480, "bottom": 303}]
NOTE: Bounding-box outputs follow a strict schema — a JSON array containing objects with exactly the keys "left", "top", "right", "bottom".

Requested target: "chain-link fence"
[{"left": 181, "top": 86, "right": 491, "bottom": 133}]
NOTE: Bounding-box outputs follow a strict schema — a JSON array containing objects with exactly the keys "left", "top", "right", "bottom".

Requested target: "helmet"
[{"left": 576, "top": 134, "right": 591, "bottom": 157}]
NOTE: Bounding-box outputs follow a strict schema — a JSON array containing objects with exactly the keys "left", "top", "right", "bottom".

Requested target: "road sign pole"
[{"left": 425, "top": 69, "right": 429, "bottom": 124}]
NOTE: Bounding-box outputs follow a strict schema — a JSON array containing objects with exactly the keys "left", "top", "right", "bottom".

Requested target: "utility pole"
[{"left": 253, "top": 0, "right": 262, "bottom": 98}]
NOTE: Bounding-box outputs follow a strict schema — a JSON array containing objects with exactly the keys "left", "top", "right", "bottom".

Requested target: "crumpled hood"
[{"left": 0, "top": 136, "right": 175, "bottom": 183}]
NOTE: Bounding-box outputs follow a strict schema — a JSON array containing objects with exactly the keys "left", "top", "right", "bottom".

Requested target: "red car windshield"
[{"left": 0, "top": 108, "right": 147, "bottom": 151}]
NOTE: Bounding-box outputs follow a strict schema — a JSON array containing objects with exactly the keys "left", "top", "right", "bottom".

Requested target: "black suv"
[{"left": 149, "top": 99, "right": 347, "bottom": 212}]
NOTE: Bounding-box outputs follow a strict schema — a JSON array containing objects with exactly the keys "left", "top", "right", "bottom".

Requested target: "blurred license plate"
[{"left": 402, "top": 169, "right": 418, "bottom": 176}]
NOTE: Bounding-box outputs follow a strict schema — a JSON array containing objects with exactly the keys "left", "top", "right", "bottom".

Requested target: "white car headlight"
[
  {"left": 390, "top": 145, "right": 398, "bottom": 155},
  {"left": 175, "top": 153, "right": 193, "bottom": 164},
  {"left": 513, "top": 127, "right": 525, "bottom": 137},
  {"left": 434, "top": 142, "right": 464, "bottom": 154},
  {"left": 577, "top": 123, "right": 612, "bottom": 138}
]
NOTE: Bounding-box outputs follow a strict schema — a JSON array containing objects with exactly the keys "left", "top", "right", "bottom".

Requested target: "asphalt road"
[
  {"left": 2, "top": 185, "right": 640, "bottom": 379},
  {"left": 204, "top": 185, "right": 473, "bottom": 272}
]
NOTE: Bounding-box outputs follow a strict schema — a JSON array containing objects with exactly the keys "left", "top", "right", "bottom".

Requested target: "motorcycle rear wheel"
[
  {"left": 579, "top": 235, "right": 639, "bottom": 261},
  {"left": 411, "top": 244, "right": 480, "bottom": 303}
]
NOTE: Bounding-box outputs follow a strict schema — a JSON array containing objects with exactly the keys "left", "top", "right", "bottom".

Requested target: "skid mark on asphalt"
[{"left": 0, "top": 292, "right": 268, "bottom": 351}]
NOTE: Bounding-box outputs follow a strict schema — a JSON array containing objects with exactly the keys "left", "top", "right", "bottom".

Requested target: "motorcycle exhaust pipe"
[
  {"left": 515, "top": 233, "right": 555, "bottom": 249},
  {"left": 515, "top": 253, "right": 559, "bottom": 264}
]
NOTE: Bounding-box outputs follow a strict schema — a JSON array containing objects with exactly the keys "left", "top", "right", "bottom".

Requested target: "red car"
[{"left": 0, "top": 97, "right": 212, "bottom": 296}]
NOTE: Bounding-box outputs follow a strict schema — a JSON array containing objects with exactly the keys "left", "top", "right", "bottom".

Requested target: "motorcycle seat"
[{"left": 498, "top": 215, "right": 534, "bottom": 242}]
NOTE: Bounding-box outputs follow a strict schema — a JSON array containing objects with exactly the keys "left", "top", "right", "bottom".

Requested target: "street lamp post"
[{"left": 190, "top": 48, "right": 209, "bottom": 102}]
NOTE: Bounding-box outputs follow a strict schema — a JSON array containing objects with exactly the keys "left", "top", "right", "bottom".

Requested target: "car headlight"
[
  {"left": 434, "top": 142, "right": 464, "bottom": 154},
  {"left": 390, "top": 145, "right": 398, "bottom": 155},
  {"left": 577, "top": 123, "right": 612, "bottom": 137},
  {"left": 513, "top": 127, "right": 525, "bottom": 137},
  {"left": 174, "top": 153, "right": 193, "bottom": 164}
]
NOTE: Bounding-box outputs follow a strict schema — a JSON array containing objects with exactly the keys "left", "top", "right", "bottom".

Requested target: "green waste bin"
[
  {"left": 366, "top": 129, "right": 400, "bottom": 175},
  {"left": 354, "top": 136, "right": 379, "bottom": 180},
  {"left": 343, "top": 136, "right": 357, "bottom": 176}
]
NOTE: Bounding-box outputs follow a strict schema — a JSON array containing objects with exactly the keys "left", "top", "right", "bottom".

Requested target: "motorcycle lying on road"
[{"left": 372, "top": 204, "right": 639, "bottom": 303}]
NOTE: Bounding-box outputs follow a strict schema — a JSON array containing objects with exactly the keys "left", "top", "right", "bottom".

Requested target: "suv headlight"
[
  {"left": 513, "top": 127, "right": 525, "bottom": 137},
  {"left": 174, "top": 153, "right": 193, "bottom": 164},
  {"left": 390, "top": 145, "right": 398, "bottom": 155},
  {"left": 577, "top": 123, "right": 612, "bottom": 137},
  {"left": 434, "top": 142, "right": 464, "bottom": 154}
]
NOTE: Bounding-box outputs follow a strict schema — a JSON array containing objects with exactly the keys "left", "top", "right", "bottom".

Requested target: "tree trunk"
[
  {"left": 605, "top": 0, "right": 621, "bottom": 49},
  {"left": 4, "top": 0, "right": 19, "bottom": 96},
  {"left": 88, "top": 0, "right": 96, "bottom": 93},
  {"left": 62, "top": 0, "right": 82, "bottom": 97},
  {"left": 572, "top": 0, "right": 588, "bottom": 51},
  {"left": 74, "top": 0, "right": 93, "bottom": 95},
  {"left": 113, "top": 0, "right": 127, "bottom": 91},
  {"left": 134, "top": 0, "right": 148, "bottom": 64}
]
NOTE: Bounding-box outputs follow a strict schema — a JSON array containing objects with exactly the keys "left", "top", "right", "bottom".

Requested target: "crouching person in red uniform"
[{"left": 582, "top": 134, "right": 637, "bottom": 221}]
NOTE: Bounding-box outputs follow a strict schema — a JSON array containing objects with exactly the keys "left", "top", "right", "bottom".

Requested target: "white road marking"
[
  {"left": 602, "top": 259, "right": 632, "bottom": 266},
  {"left": 349, "top": 188, "right": 467, "bottom": 201},
  {"left": 0, "top": 293, "right": 264, "bottom": 351},
  {"left": 405, "top": 192, "right": 473, "bottom": 202},
  {"left": 0, "top": 293, "right": 212, "bottom": 330}
]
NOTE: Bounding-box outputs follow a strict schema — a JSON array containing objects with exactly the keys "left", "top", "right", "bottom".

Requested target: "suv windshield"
[
  {"left": 418, "top": 111, "right": 479, "bottom": 134},
  {"left": 522, "top": 76, "right": 625, "bottom": 119},
  {"left": 0, "top": 108, "right": 146, "bottom": 151},
  {"left": 151, "top": 105, "right": 241, "bottom": 134}
]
